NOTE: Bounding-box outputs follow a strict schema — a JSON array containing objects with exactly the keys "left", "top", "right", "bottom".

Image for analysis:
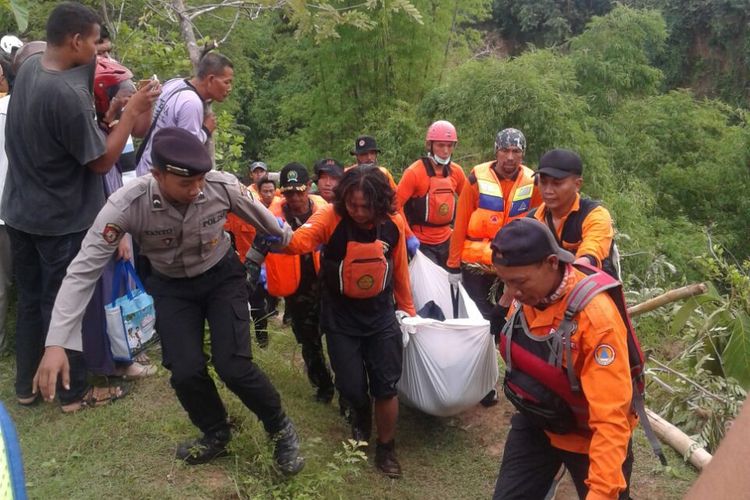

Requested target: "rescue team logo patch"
[
  {"left": 438, "top": 203, "right": 450, "bottom": 216},
  {"left": 594, "top": 344, "right": 615, "bottom": 366},
  {"left": 489, "top": 215, "right": 499, "bottom": 224},
  {"left": 357, "top": 274, "right": 374, "bottom": 290},
  {"left": 102, "top": 223, "right": 123, "bottom": 245}
]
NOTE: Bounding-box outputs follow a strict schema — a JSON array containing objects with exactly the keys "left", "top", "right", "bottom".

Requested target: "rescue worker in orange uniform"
[
  {"left": 447, "top": 128, "right": 541, "bottom": 319},
  {"left": 262, "top": 163, "right": 335, "bottom": 402},
  {"left": 529, "top": 149, "right": 618, "bottom": 279},
  {"left": 348, "top": 135, "right": 419, "bottom": 255},
  {"left": 276, "top": 165, "right": 416, "bottom": 478},
  {"left": 397, "top": 120, "right": 466, "bottom": 268},
  {"left": 312, "top": 158, "right": 344, "bottom": 203},
  {"left": 491, "top": 218, "right": 635, "bottom": 500}
]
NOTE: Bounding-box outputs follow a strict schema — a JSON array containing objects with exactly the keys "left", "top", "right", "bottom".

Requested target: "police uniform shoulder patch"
[
  {"left": 102, "top": 223, "right": 123, "bottom": 245},
  {"left": 594, "top": 344, "right": 615, "bottom": 366}
]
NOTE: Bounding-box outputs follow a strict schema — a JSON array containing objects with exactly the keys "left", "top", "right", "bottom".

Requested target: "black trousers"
[
  {"left": 7, "top": 227, "right": 89, "bottom": 404},
  {"left": 493, "top": 413, "right": 633, "bottom": 500},
  {"left": 286, "top": 278, "right": 334, "bottom": 396},
  {"left": 461, "top": 265, "right": 497, "bottom": 320},
  {"left": 419, "top": 239, "right": 451, "bottom": 269},
  {"left": 146, "top": 251, "right": 286, "bottom": 436},
  {"left": 325, "top": 321, "right": 403, "bottom": 409}
]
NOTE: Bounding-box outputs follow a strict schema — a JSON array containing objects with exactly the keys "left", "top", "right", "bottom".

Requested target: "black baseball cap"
[
  {"left": 351, "top": 135, "right": 380, "bottom": 155},
  {"left": 535, "top": 149, "right": 583, "bottom": 179},
  {"left": 491, "top": 218, "right": 575, "bottom": 267},
  {"left": 313, "top": 158, "right": 344, "bottom": 180},
  {"left": 151, "top": 127, "right": 212, "bottom": 177},
  {"left": 279, "top": 162, "right": 310, "bottom": 192}
]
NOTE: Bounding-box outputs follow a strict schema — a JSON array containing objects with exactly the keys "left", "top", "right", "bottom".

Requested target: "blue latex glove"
[
  {"left": 259, "top": 265, "right": 267, "bottom": 285},
  {"left": 406, "top": 235, "right": 420, "bottom": 258},
  {"left": 262, "top": 216, "right": 286, "bottom": 249}
]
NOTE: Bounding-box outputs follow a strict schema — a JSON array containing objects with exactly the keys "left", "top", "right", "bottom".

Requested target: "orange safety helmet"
[
  {"left": 94, "top": 56, "right": 133, "bottom": 116},
  {"left": 425, "top": 120, "right": 458, "bottom": 143}
]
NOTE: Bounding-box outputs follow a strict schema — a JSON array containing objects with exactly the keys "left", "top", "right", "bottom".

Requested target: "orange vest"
[
  {"left": 265, "top": 195, "right": 326, "bottom": 297},
  {"left": 463, "top": 162, "right": 535, "bottom": 265}
]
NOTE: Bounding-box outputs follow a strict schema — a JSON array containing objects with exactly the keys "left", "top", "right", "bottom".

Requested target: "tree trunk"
[
  {"left": 171, "top": 0, "right": 201, "bottom": 71},
  {"left": 628, "top": 283, "right": 708, "bottom": 317},
  {"left": 645, "top": 408, "right": 713, "bottom": 470}
]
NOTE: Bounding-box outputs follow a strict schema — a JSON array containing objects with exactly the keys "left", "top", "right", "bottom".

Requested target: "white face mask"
[{"left": 429, "top": 152, "right": 451, "bottom": 165}]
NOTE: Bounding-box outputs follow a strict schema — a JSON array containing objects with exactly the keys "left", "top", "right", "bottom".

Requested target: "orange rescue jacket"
[
  {"left": 448, "top": 162, "right": 539, "bottom": 267},
  {"left": 397, "top": 158, "right": 466, "bottom": 245}
]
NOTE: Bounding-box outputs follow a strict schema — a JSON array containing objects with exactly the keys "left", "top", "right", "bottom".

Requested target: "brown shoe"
[{"left": 375, "top": 440, "right": 401, "bottom": 479}]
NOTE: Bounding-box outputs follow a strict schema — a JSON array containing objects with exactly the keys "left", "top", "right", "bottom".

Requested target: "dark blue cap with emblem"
[
  {"left": 280, "top": 162, "right": 310, "bottom": 192},
  {"left": 351, "top": 135, "right": 381, "bottom": 155},
  {"left": 151, "top": 127, "right": 212, "bottom": 177}
]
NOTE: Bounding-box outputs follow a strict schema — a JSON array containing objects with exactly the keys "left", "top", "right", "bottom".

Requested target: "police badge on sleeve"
[{"left": 102, "top": 223, "right": 123, "bottom": 245}]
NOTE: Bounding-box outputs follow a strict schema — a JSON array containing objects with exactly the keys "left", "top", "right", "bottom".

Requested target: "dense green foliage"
[{"left": 491, "top": 0, "right": 750, "bottom": 106}]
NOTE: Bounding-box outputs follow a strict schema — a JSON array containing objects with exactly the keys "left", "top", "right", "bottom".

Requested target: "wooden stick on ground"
[
  {"left": 645, "top": 408, "right": 713, "bottom": 470},
  {"left": 628, "top": 283, "right": 708, "bottom": 317}
]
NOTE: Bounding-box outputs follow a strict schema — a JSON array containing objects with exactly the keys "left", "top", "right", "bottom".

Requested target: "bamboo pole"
[
  {"left": 628, "top": 283, "right": 708, "bottom": 317},
  {"left": 645, "top": 408, "right": 713, "bottom": 470}
]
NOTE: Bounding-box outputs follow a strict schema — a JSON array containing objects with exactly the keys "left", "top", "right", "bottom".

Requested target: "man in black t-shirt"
[{"left": 0, "top": 3, "right": 159, "bottom": 411}]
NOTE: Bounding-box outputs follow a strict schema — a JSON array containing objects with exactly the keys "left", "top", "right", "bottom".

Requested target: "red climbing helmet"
[{"left": 425, "top": 120, "right": 458, "bottom": 143}]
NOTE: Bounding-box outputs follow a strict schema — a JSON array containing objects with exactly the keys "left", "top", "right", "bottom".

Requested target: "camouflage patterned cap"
[{"left": 494, "top": 128, "right": 526, "bottom": 152}]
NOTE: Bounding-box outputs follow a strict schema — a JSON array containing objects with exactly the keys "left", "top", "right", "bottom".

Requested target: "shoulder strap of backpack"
[
  {"left": 135, "top": 84, "right": 201, "bottom": 164},
  {"left": 556, "top": 269, "right": 621, "bottom": 392}
]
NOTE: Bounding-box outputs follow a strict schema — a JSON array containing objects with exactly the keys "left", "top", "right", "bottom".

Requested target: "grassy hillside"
[{"left": 0, "top": 318, "right": 697, "bottom": 499}]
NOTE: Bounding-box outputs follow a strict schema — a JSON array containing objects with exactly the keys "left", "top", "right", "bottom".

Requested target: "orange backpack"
[
  {"left": 404, "top": 158, "right": 456, "bottom": 227},
  {"left": 338, "top": 224, "right": 389, "bottom": 299}
]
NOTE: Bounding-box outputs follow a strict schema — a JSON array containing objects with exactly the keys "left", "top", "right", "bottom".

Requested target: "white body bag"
[{"left": 397, "top": 251, "right": 499, "bottom": 417}]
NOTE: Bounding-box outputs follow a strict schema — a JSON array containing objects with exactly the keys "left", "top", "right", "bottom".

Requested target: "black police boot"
[
  {"left": 375, "top": 440, "right": 402, "bottom": 479},
  {"left": 351, "top": 404, "right": 372, "bottom": 443},
  {"left": 272, "top": 417, "right": 305, "bottom": 476},
  {"left": 480, "top": 388, "right": 499, "bottom": 408},
  {"left": 175, "top": 428, "right": 231, "bottom": 465}
]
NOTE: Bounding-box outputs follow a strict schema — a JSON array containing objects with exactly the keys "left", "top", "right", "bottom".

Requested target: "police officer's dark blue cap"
[
  {"left": 491, "top": 218, "right": 575, "bottom": 267},
  {"left": 151, "top": 127, "right": 212, "bottom": 177}
]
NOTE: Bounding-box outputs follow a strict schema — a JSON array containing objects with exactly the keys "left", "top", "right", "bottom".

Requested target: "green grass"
[{"left": 0, "top": 319, "right": 697, "bottom": 499}]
